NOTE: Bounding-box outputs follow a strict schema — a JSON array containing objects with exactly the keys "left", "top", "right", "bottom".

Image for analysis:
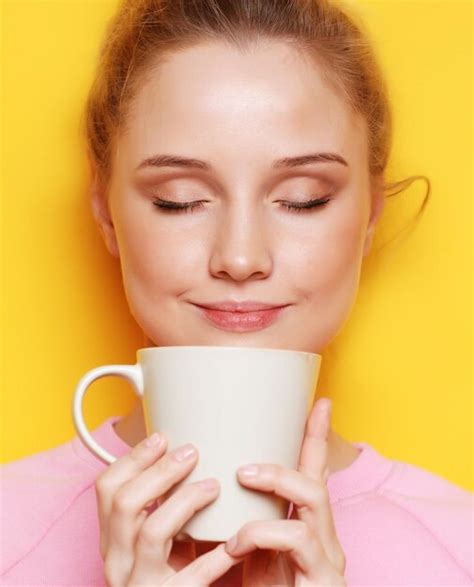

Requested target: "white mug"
[{"left": 72, "top": 345, "right": 321, "bottom": 541}]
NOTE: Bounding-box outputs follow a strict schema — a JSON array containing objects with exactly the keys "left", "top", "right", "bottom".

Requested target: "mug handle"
[{"left": 72, "top": 364, "right": 144, "bottom": 465}]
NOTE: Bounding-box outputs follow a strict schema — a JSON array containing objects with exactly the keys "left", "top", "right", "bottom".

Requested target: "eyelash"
[{"left": 151, "top": 195, "right": 332, "bottom": 214}]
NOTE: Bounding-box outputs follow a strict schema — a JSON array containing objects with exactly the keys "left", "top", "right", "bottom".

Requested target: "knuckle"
[
  {"left": 309, "top": 482, "right": 328, "bottom": 508},
  {"left": 293, "top": 520, "right": 311, "bottom": 546},
  {"left": 95, "top": 473, "right": 114, "bottom": 496},
  {"left": 111, "top": 487, "right": 136, "bottom": 515},
  {"left": 138, "top": 519, "right": 167, "bottom": 548}
]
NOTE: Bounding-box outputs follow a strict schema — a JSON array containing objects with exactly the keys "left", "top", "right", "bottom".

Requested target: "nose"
[{"left": 208, "top": 200, "right": 273, "bottom": 282}]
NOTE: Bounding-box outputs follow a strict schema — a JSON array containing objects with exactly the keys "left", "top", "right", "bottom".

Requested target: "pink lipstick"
[{"left": 192, "top": 302, "right": 290, "bottom": 332}]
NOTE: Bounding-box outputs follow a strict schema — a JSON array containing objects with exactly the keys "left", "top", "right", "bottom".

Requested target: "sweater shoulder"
[
  {"left": 378, "top": 458, "right": 474, "bottom": 578},
  {"left": 0, "top": 438, "right": 101, "bottom": 575}
]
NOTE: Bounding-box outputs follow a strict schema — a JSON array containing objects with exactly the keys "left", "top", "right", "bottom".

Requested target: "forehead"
[{"left": 119, "top": 39, "right": 367, "bottom": 168}]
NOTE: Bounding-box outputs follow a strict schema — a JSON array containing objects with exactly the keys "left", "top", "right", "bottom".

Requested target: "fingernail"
[
  {"left": 237, "top": 464, "right": 259, "bottom": 476},
  {"left": 174, "top": 443, "right": 197, "bottom": 462},
  {"left": 320, "top": 399, "right": 332, "bottom": 413},
  {"left": 226, "top": 534, "right": 239, "bottom": 553},
  {"left": 145, "top": 432, "right": 161, "bottom": 448},
  {"left": 199, "top": 478, "right": 219, "bottom": 492}
]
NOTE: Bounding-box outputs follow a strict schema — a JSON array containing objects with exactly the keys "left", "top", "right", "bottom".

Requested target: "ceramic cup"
[{"left": 72, "top": 345, "right": 321, "bottom": 541}]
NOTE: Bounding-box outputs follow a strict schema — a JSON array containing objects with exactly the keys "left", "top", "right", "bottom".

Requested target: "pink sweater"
[{"left": 1, "top": 416, "right": 472, "bottom": 586}]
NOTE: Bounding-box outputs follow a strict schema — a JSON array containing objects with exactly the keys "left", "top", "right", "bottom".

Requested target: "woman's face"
[{"left": 92, "top": 39, "right": 384, "bottom": 353}]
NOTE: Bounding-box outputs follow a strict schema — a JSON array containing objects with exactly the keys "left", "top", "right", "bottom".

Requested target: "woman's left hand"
[{"left": 224, "top": 397, "right": 347, "bottom": 586}]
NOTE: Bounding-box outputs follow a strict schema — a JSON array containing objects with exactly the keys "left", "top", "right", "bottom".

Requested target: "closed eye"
[
  {"left": 279, "top": 196, "right": 332, "bottom": 213},
  {"left": 151, "top": 195, "right": 332, "bottom": 214}
]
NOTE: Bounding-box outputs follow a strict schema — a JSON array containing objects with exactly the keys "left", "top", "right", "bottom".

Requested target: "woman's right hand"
[{"left": 95, "top": 432, "right": 241, "bottom": 586}]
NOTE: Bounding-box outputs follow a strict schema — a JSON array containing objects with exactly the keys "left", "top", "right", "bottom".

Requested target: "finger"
[
  {"left": 236, "top": 460, "right": 329, "bottom": 535},
  {"left": 106, "top": 443, "right": 200, "bottom": 556},
  {"left": 296, "top": 397, "right": 337, "bottom": 550},
  {"left": 236, "top": 458, "right": 341, "bottom": 568},
  {"left": 171, "top": 543, "right": 242, "bottom": 586},
  {"left": 225, "top": 519, "right": 327, "bottom": 580},
  {"left": 296, "top": 397, "right": 345, "bottom": 570},
  {"left": 298, "top": 397, "right": 332, "bottom": 482},
  {"left": 132, "top": 477, "right": 220, "bottom": 574},
  {"left": 95, "top": 433, "right": 168, "bottom": 557},
  {"left": 95, "top": 433, "right": 168, "bottom": 530}
]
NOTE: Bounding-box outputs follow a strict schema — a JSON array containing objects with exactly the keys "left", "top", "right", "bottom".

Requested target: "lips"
[
  {"left": 196, "top": 301, "right": 286, "bottom": 312},
  {"left": 192, "top": 303, "right": 289, "bottom": 332}
]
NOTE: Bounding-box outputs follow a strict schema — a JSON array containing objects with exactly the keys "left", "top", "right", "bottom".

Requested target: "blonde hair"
[{"left": 82, "top": 0, "right": 430, "bottom": 250}]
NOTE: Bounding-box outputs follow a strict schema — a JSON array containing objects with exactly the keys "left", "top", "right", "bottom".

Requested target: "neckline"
[
  {"left": 72, "top": 416, "right": 395, "bottom": 503},
  {"left": 326, "top": 440, "right": 395, "bottom": 503},
  {"left": 72, "top": 415, "right": 135, "bottom": 471}
]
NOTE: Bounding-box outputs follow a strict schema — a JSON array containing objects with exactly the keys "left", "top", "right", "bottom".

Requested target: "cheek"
[
  {"left": 285, "top": 209, "right": 366, "bottom": 299},
  {"left": 286, "top": 209, "right": 365, "bottom": 278},
  {"left": 282, "top": 212, "right": 366, "bottom": 349},
  {"left": 323, "top": 222, "right": 364, "bottom": 288},
  {"left": 114, "top": 211, "right": 203, "bottom": 301}
]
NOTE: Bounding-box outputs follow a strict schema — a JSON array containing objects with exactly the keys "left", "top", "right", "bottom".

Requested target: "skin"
[{"left": 91, "top": 38, "right": 384, "bottom": 583}]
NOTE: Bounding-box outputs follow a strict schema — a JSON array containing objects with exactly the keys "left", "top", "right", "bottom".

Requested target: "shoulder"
[
  {"left": 0, "top": 437, "right": 103, "bottom": 575},
  {"left": 378, "top": 456, "right": 473, "bottom": 579},
  {"left": 330, "top": 443, "right": 473, "bottom": 584}
]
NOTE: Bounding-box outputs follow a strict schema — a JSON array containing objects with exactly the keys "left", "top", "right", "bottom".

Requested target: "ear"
[
  {"left": 89, "top": 162, "right": 120, "bottom": 259},
  {"left": 363, "top": 175, "right": 385, "bottom": 258}
]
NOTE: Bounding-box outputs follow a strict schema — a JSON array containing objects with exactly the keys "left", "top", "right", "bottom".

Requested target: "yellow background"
[{"left": 1, "top": 1, "right": 472, "bottom": 491}]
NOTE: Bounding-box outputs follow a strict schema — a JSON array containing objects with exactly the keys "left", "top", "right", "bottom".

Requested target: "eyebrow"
[{"left": 135, "top": 152, "right": 349, "bottom": 171}]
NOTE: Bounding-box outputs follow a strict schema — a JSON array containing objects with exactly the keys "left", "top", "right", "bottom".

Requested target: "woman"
[{"left": 1, "top": 0, "right": 472, "bottom": 585}]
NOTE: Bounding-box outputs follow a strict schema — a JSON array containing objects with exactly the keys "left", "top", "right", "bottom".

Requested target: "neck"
[{"left": 113, "top": 400, "right": 361, "bottom": 476}]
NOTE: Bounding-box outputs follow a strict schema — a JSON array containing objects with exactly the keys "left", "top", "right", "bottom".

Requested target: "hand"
[
  {"left": 95, "top": 433, "right": 240, "bottom": 586},
  {"left": 224, "top": 397, "right": 347, "bottom": 586}
]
